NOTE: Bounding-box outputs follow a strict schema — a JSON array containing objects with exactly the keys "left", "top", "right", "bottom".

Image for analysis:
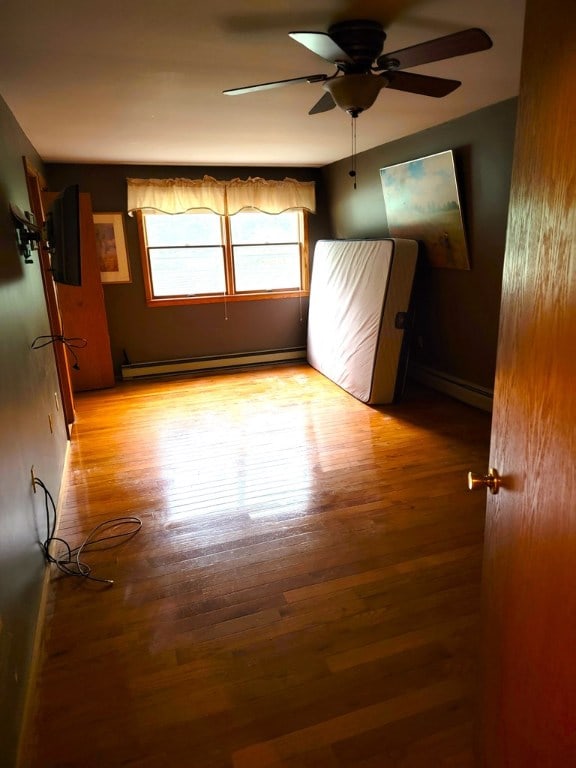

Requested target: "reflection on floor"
[{"left": 24, "top": 364, "right": 491, "bottom": 768}]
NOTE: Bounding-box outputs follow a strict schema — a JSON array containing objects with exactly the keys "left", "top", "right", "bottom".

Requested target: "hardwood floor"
[{"left": 22, "top": 364, "right": 491, "bottom": 768}]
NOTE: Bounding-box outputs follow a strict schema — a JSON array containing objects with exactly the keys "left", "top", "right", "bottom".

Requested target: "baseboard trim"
[
  {"left": 409, "top": 363, "right": 494, "bottom": 412},
  {"left": 121, "top": 348, "right": 307, "bottom": 380}
]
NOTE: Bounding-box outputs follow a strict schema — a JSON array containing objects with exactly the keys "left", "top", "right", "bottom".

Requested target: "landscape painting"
[{"left": 379, "top": 150, "right": 470, "bottom": 270}]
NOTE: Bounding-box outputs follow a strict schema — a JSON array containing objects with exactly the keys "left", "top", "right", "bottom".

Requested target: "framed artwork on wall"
[
  {"left": 93, "top": 212, "right": 131, "bottom": 283},
  {"left": 379, "top": 150, "right": 470, "bottom": 270}
]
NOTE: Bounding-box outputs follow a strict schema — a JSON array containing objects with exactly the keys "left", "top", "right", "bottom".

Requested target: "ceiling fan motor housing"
[{"left": 328, "top": 20, "right": 386, "bottom": 72}]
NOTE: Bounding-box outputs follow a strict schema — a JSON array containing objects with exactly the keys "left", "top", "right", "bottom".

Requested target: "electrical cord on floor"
[
  {"left": 33, "top": 477, "right": 142, "bottom": 586},
  {"left": 31, "top": 334, "right": 87, "bottom": 370}
]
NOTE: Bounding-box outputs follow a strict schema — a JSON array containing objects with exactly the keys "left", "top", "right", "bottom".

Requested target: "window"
[{"left": 137, "top": 209, "right": 309, "bottom": 306}]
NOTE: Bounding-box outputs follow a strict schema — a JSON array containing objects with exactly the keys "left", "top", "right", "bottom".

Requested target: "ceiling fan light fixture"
[{"left": 323, "top": 74, "right": 386, "bottom": 115}]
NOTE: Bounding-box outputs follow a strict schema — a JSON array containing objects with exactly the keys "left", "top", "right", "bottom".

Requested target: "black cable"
[
  {"left": 31, "top": 334, "right": 87, "bottom": 370},
  {"left": 33, "top": 477, "right": 142, "bottom": 586}
]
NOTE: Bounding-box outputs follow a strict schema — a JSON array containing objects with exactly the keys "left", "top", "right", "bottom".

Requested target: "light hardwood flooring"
[{"left": 22, "top": 364, "right": 491, "bottom": 767}]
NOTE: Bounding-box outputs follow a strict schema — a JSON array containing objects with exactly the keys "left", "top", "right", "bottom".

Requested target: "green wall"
[
  {"left": 46, "top": 164, "right": 331, "bottom": 374},
  {"left": 0, "top": 95, "right": 68, "bottom": 767},
  {"left": 322, "top": 98, "right": 518, "bottom": 390}
]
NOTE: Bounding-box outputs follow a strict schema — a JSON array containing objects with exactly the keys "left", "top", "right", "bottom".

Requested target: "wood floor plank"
[
  {"left": 231, "top": 679, "right": 467, "bottom": 767},
  {"left": 22, "top": 365, "right": 490, "bottom": 768}
]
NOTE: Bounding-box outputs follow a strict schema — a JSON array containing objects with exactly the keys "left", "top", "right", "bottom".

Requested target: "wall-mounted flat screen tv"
[{"left": 47, "top": 184, "right": 82, "bottom": 286}]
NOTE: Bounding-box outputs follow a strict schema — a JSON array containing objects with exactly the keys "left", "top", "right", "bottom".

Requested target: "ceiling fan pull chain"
[{"left": 349, "top": 114, "right": 357, "bottom": 189}]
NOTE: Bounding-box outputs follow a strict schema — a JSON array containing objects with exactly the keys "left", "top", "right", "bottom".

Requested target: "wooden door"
[
  {"left": 481, "top": 0, "right": 576, "bottom": 764},
  {"left": 25, "top": 160, "right": 76, "bottom": 428}
]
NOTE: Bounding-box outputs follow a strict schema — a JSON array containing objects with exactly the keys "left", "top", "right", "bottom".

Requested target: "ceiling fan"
[{"left": 223, "top": 21, "right": 492, "bottom": 118}]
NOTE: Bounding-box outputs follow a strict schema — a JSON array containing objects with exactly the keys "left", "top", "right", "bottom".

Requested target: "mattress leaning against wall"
[{"left": 307, "top": 238, "right": 419, "bottom": 404}]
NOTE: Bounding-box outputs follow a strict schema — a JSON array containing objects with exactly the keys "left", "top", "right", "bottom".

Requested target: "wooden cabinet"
[{"left": 53, "top": 192, "right": 115, "bottom": 391}]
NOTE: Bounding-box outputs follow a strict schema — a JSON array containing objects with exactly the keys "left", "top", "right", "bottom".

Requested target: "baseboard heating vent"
[
  {"left": 121, "top": 348, "right": 307, "bottom": 380},
  {"left": 409, "top": 363, "right": 494, "bottom": 412}
]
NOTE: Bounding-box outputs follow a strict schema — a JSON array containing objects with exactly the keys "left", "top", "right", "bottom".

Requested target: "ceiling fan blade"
[
  {"left": 385, "top": 70, "right": 461, "bottom": 97},
  {"left": 378, "top": 28, "right": 492, "bottom": 71},
  {"left": 223, "top": 74, "right": 328, "bottom": 96},
  {"left": 309, "top": 91, "right": 336, "bottom": 115},
  {"left": 289, "top": 31, "right": 355, "bottom": 65}
]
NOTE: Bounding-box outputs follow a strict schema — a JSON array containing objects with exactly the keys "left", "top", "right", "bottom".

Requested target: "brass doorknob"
[{"left": 467, "top": 468, "right": 501, "bottom": 494}]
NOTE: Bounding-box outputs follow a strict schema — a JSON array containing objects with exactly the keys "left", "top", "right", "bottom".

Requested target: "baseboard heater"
[
  {"left": 121, "top": 347, "right": 307, "bottom": 380},
  {"left": 408, "top": 362, "right": 494, "bottom": 412}
]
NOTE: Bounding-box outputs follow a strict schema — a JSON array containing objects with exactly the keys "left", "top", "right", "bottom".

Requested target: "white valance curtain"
[
  {"left": 126, "top": 176, "right": 315, "bottom": 216},
  {"left": 225, "top": 177, "right": 315, "bottom": 214}
]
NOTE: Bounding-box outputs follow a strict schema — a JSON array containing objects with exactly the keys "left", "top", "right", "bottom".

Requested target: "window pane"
[
  {"left": 145, "top": 213, "right": 221, "bottom": 247},
  {"left": 229, "top": 211, "right": 299, "bottom": 244},
  {"left": 149, "top": 247, "right": 225, "bottom": 296},
  {"left": 234, "top": 245, "right": 301, "bottom": 291},
  {"left": 140, "top": 209, "right": 307, "bottom": 304}
]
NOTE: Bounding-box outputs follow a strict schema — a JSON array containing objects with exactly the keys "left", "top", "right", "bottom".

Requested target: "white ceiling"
[{"left": 0, "top": 0, "right": 525, "bottom": 168}]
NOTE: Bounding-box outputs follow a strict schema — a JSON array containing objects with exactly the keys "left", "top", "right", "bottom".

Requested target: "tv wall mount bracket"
[{"left": 10, "top": 203, "right": 43, "bottom": 264}]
